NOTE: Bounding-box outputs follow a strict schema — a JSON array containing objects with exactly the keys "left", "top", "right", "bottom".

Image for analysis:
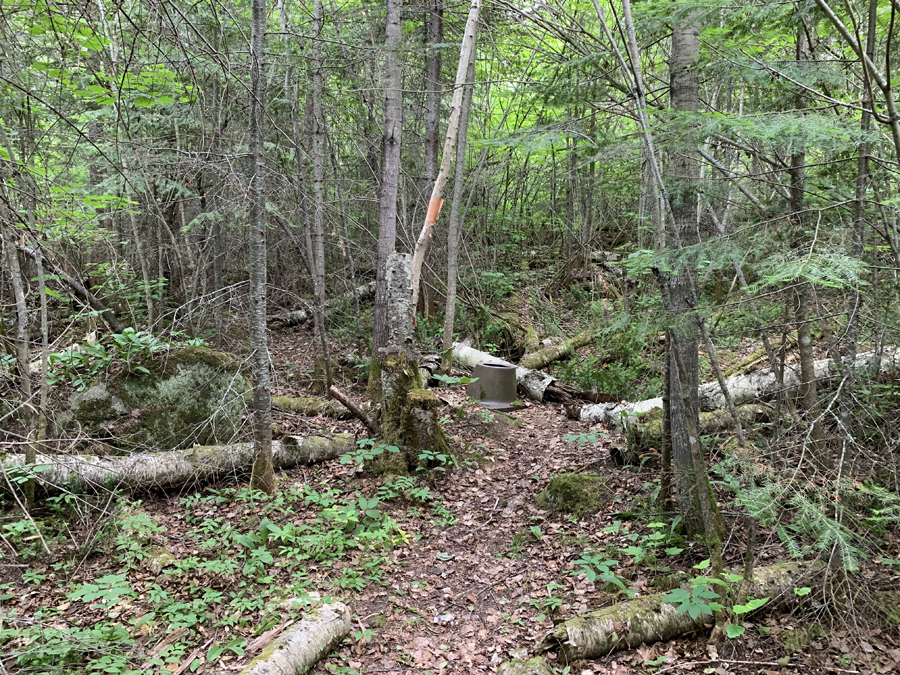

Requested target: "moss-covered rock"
[
  {"left": 497, "top": 656, "right": 553, "bottom": 675},
  {"left": 537, "top": 473, "right": 608, "bottom": 518},
  {"left": 70, "top": 347, "right": 249, "bottom": 450}
]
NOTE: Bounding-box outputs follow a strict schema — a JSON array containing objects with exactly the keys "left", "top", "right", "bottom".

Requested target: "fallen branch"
[
  {"left": 2, "top": 434, "right": 354, "bottom": 493},
  {"left": 538, "top": 561, "right": 823, "bottom": 662},
  {"left": 236, "top": 599, "right": 350, "bottom": 675},
  {"left": 328, "top": 385, "right": 380, "bottom": 435},
  {"left": 518, "top": 330, "right": 593, "bottom": 371}
]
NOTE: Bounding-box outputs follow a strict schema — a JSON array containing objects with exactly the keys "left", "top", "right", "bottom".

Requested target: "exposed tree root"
[{"left": 2, "top": 434, "right": 354, "bottom": 493}]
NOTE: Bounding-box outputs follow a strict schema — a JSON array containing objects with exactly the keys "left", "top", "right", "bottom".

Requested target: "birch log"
[
  {"left": 581, "top": 347, "right": 900, "bottom": 427},
  {"left": 519, "top": 330, "right": 593, "bottom": 370},
  {"left": 538, "top": 561, "right": 823, "bottom": 662},
  {"left": 2, "top": 434, "right": 353, "bottom": 493},
  {"left": 453, "top": 342, "right": 555, "bottom": 402},
  {"left": 410, "top": 0, "right": 481, "bottom": 308},
  {"left": 269, "top": 281, "right": 377, "bottom": 327},
  {"left": 236, "top": 599, "right": 351, "bottom": 675}
]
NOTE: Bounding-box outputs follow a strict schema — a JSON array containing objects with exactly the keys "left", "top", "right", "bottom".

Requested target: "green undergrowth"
[{"left": 0, "top": 475, "right": 453, "bottom": 675}]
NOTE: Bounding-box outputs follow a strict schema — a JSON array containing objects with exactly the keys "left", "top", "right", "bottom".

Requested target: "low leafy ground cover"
[{"left": 2, "top": 330, "right": 899, "bottom": 675}]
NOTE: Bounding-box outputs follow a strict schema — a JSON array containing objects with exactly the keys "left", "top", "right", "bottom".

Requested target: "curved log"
[{"left": 2, "top": 434, "right": 354, "bottom": 493}]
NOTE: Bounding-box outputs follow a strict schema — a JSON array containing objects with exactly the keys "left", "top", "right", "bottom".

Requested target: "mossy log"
[
  {"left": 537, "top": 561, "right": 823, "bottom": 663},
  {"left": 497, "top": 657, "right": 554, "bottom": 675},
  {"left": 519, "top": 330, "right": 593, "bottom": 371},
  {"left": 1, "top": 434, "right": 353, "bottom": 493},
  {"left": 400, "top": 388, "right": 450, "bottom": 469},
  {"left": 237, "top": 599, "right": 351, "bottom": 675},
  {"left": 272, "top": 395, "right": 352, "bottom": 419},
  {"left": 625, "top": 404, "right": 771, "bottom": 457},
  {"left": 452, "top": 342, "right": 585, "bottom": 404}
]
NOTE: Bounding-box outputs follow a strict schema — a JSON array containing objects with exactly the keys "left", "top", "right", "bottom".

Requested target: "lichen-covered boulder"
[
  {"left": 536, "top": 473, "right": 608, "bottom": 518},
  {"left": 70, "top": 347, "right": 249, "bottom": 450}
]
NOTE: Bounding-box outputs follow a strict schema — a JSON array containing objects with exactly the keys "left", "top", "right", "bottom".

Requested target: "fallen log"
[
  {"left": 272, "top": 395, "right": 352, "bottom": 419},
  {"left": 580, "top": 346, "right": 900, "bottom": 427},
  {"left": 1, "top": 434, "right": 354, "bottom": 493},
  {"left": 269, "top": 281, "right": 377, "bottom": 327},
  {"left": 519, "top": 330, "right": 593, "bottom": 371},
  {"left": 452, "top": 342, "right": 585, "bottom": 404},
  {"left": 538, "top": 561, "right": 823, "bottom": 662},
  {"left": 236, "top": 599, "right": 351, "bottom": 675},
  {"left": 626, "top": 403, "right": 772, "bottom": 457}
]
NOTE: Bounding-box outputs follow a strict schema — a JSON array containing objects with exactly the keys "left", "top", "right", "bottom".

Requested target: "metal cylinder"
[{"left": 466, "top": 361, "right": 520, "bottom": 411}]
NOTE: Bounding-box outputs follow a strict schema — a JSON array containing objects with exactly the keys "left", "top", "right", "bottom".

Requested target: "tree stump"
[{"left": 400, "top": 388, "right": 450, "bottom": 470}]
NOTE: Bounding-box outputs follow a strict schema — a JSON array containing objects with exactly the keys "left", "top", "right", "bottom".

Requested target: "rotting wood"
[
  {"left": 2, "top": 434, "right": 353, "bottom": 493},
  {"left": 538, "top": 561, "right": 823, "bottom": 663},
  {"left": 272, "top": 395, "right": 352, "bottom": 419},
  {"left": 235, "top": 599, "right": 350, "bottom": 675},
  {"left": 328, "top": 384, "right": 380, "bottom": 436},
  {"left": 519, "top": 330, "right": 593, "bottom": 371}
]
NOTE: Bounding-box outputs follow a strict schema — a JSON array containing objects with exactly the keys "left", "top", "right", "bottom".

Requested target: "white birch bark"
[
  {"left": 410, "top": 0, "right": 481, "bottom": 308},
  {"left": 2, "top": 435, "right": 353, "bottom": 493}
]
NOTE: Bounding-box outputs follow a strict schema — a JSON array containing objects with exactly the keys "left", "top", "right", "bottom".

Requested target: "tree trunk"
[
  {"left": 410, "top": 0, "right": 482, "bottom": 308},
  {"left": 372, "top": 0, "right": 404, "bottom": 354},
  {"left": 518, "top": 331, "right": 592, "bottom": 371},
  {"left": 418, "top": 0, "right": 443, "bottom": 319},
  {"left": 666, "top": 10, "right": 707, "bottom": 538},
  {"left": 441, "top": 44, "right": 478, "bottom": 373},
  {"left": 248, "top": 0, "right": 274, "bottom": 494},
  {"left": 310, "top": 0, "right": 332, "bottom": 392}
]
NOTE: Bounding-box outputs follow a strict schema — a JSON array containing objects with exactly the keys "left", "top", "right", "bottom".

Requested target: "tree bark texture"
[
  {"left": 440, "top": 28, "right": 477, "bottom": 373},
  {"left": 667, "top": 12, "right": 705, "bottom": 537},
  {"left": 538, "top": 561, "right": 823, "bottom": 662},
  {"left": 2, "top": 435, "right": 354, "bottom": 494},
  {"left": 372, "top": 0, "right": 404, "bottom": 353},
  {"left": 410, "top": 0, "right": 481, "bottom": 308},
  {"left": 237, "top": 600, "right": 351, "bottom": 675},
  {"left": 248, "top": 0, "right": 274, "bottom": 493}
]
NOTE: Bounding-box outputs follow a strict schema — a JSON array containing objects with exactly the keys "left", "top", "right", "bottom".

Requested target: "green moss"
[
  {"left": 369, "top": 614, "right": 388, "bottom": 629},
  {"left": 137, "top": 346, "right": 244, "bottom": 380},
  {"left": 536, "top": 473, "right": 608, "bottom": 518},
  {"left": 272, "top": 395, "right": 347, "bottom": 418}
]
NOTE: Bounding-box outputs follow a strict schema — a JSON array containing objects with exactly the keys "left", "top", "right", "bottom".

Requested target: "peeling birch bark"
[
  {"left": 236, "top": 599, "right": 351, "bottom": 675},
  {"left": 538, "top": 561, "right": 823, "bottom": 662},
  {"left": 2, "top": 434, "right": 353, "bottom": 493},
  {"left": 581, "top": 347, "right": 900, "bottom": 427}
]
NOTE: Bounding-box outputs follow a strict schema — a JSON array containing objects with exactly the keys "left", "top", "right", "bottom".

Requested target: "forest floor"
[{"left": 3, "top": 327, "right": 900, "bottom": 675}]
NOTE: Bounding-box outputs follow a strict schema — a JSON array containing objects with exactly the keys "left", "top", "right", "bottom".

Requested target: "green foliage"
[{"left": 340, "top": 438, "right": 401, "bottom": 466}]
